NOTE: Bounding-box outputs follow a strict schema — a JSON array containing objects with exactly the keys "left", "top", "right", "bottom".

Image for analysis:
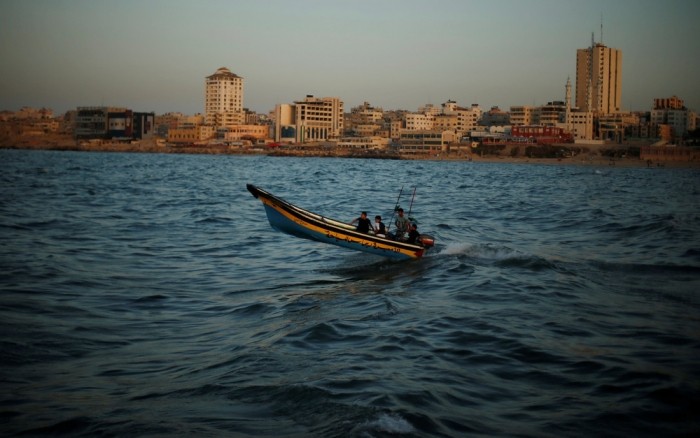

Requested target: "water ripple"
[{"left": 1, "top": 151, "right": 699, "bottom": 437}]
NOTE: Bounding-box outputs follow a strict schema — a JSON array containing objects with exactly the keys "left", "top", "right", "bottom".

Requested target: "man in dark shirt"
[
  {"left": 374, "top": 215, "right": 386, "bottom": 237},
  {"left": 406, "top": 223, "right": 420, "bottom": 244},
  {"left": 350, "top": 211, "right": 374, "bottom": 233}
]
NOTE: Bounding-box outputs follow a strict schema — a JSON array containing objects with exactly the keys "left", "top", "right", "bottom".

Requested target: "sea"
[{"left": 1, "top": 149, "right": 699, "bottom": 437}]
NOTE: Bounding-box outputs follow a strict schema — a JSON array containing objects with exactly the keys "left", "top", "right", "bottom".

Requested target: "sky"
[{"left": 1, "top": 0, "right": 699, "bottom": 116}]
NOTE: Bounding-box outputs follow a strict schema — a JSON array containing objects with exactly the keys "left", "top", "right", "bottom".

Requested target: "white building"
[
  {"left": 652, "top": 109, "right": 692, "bottom": 137},
  {"left": 205, "top": 67, "right": 244, "bottom": 128}
]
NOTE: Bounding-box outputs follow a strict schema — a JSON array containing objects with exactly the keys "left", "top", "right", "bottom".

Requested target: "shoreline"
[{"left": 2, "top": 135, "right": 698, "bottom": 169}]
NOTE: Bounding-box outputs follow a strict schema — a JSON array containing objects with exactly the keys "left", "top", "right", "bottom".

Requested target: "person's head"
[
  {"left": 397, "top": 208, "right": 404, "bottom": 216},
  {"left": 411, "top": 223, "right": 417, "bottom": 230},
  {"left": 360, "top": 211, "right": 367, "bottom": 218},
  {"left": 375, "top": 215, "right": 382, "bottom": 222}
]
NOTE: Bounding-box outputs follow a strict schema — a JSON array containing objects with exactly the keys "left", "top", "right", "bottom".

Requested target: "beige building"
[
  {"left": 205, "top": 67, "right": 244, "bottom": 127},
  {"left": 352, "top": 123, "right": 383, "bottom": 137},
  {"left": 397, "top": 130, "right": 456, "bottom": 154},
  {"left": 565, "top": 111, "right": 594, "bottom": 141},
  {"left": 274, "top": 96, "right": 343, "bottom": 143},
  {"left": 351, "top": 103, "right": 384, "bottom": 123},
  {"left": 433, "top": 114, "right": 459, "bottom": 131},
  {"left": 443, "top": 103, "right": 482, "bottom": 135},
  {"left": 390, "top": 120, "right": 402, "bottom": 140},
  {"left": 167, "top": 125, "right": 215, "bottom": 144},
  {"left": 405, "top": 113, "right": 435, "bottom": 130},
  {"left": 418, "top": 104, "right": 441, "bottom": 116},
  {"left": 533, "top": 101, "right": 566, "bottom": 126},
  {"left": 405, "top": 101, "right": 481, "bottom": 138},
  {"left": 575, "top": 43, "right": 622, "bottom": 114},
  {"left": 336, "top": 136, "right": 388, "bottom": 150},
  {"left": 220, "top": 125, "right": 269, "bottom": 142},
  {"left": 510, "top": 106, "right": 535, "bottom": 126}
]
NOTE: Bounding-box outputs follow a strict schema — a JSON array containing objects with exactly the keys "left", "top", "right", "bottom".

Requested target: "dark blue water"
[{"left": 1, "top": 149, "right": 699, "bottom": 437}]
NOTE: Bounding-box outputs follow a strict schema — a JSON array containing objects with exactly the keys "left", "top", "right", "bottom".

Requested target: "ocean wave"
[
  {"left": 3, "top": 151, "right": 700, "bottom": 437},
  {"left": 357, "top": 413, "right": 415, "bottom": 435}
]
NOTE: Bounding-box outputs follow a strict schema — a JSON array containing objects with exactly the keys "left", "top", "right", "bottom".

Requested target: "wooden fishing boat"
[{"left": 247, "top": 184, "right": 435, "bottom": 260}]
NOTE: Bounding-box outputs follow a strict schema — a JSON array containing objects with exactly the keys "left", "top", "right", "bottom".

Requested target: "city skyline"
[{"left": 1, "top": 0, "right": 699, "bottom": 116}]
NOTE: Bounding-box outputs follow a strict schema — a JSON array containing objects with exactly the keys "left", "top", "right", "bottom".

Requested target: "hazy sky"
[{"left": 1, "top": 0, "right": 698, "bottom": 115}]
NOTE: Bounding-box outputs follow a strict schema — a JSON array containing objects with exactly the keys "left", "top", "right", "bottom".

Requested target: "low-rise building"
[
  {"left": 167, "top": 125, "right": 215, "bottom": 144},
  {"left": 397, "top": 130, "right": 456, "bottom": 154},
  {"left": 75, "top": 107, "right": 154, "bottom": 140},
  {"left": 336, "top": 136, "right": 388, "bottom": 150},
  {"left": 511, "top": 125, "right": 573, "bottom": 144},
  {"left": 218, "top": 124, "right": 270, "bottom": 142}
]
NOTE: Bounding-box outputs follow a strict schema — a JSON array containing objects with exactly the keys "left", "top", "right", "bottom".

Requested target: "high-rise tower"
[
  {"left": 205, "top": 67, "right": 244, "bottom": 127},
  {"left": 575, "top": 37, "right": 622, "bottom": 114},
  {"left": 565, "top": 76, "right": 572, "bottom": 132}
]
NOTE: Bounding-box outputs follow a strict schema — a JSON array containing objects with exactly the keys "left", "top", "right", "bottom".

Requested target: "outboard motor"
[{"left": 419, "top": 234, "right": 435, "bottom": 248}]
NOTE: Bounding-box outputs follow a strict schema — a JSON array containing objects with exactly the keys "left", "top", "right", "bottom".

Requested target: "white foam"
[
  {"left": 439, "top": 242, "right": 473, "bottom": 256},
  {"left": 366, "top": 413, "right": 415, "bottom": 434},
  {"left": 439, "top": 242, "right": 522, "bottom": 260}
]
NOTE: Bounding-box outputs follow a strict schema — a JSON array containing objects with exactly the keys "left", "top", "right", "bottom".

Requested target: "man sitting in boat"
[
  {"left": 406, "top": 223, "right": 420, "bottom": 244},
  {"left": 350, "top": 211, "right": 374, "bottom": 234},
  {"left": 374, "top": 215, "right": 386, "bottom": 238}
]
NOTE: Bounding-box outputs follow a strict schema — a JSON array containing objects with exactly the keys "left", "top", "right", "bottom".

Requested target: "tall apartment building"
[
  {"left": 575, "top": 41, "right": 622, "bottom": 114},
  {"left": 205, "top": 67, "right": 244, "bottom": 127},
  {"left": 275, "top": 96, "right": 344, "bottom": 143}
]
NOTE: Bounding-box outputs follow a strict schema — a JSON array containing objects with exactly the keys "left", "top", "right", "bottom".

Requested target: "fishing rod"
[
  {"left": 407, "top": 187, "right": 417, "bottom": 222},
  {"left": 386, "top": 185, "right": 404, "bottom": 234}
]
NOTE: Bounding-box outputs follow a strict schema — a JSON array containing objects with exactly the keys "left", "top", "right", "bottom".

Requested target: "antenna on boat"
[
  {"left": 407, "top": 187, "right": 417, "bottom": 221},
  {"left": 386, "top": 186, "right": 404, "bottom": 234}
]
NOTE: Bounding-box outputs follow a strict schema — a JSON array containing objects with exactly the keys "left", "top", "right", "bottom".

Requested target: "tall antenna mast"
[{"left": 600, "top": 13, "right": 603, "bottom": 45}]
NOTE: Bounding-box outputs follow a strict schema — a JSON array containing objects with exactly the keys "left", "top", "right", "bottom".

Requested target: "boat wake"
[
  {"left": 437, "top": 242, "right": 524, "bottom": 261},
  {"left": 435, "top": 242, "right": 568, "bottom": 274}
]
